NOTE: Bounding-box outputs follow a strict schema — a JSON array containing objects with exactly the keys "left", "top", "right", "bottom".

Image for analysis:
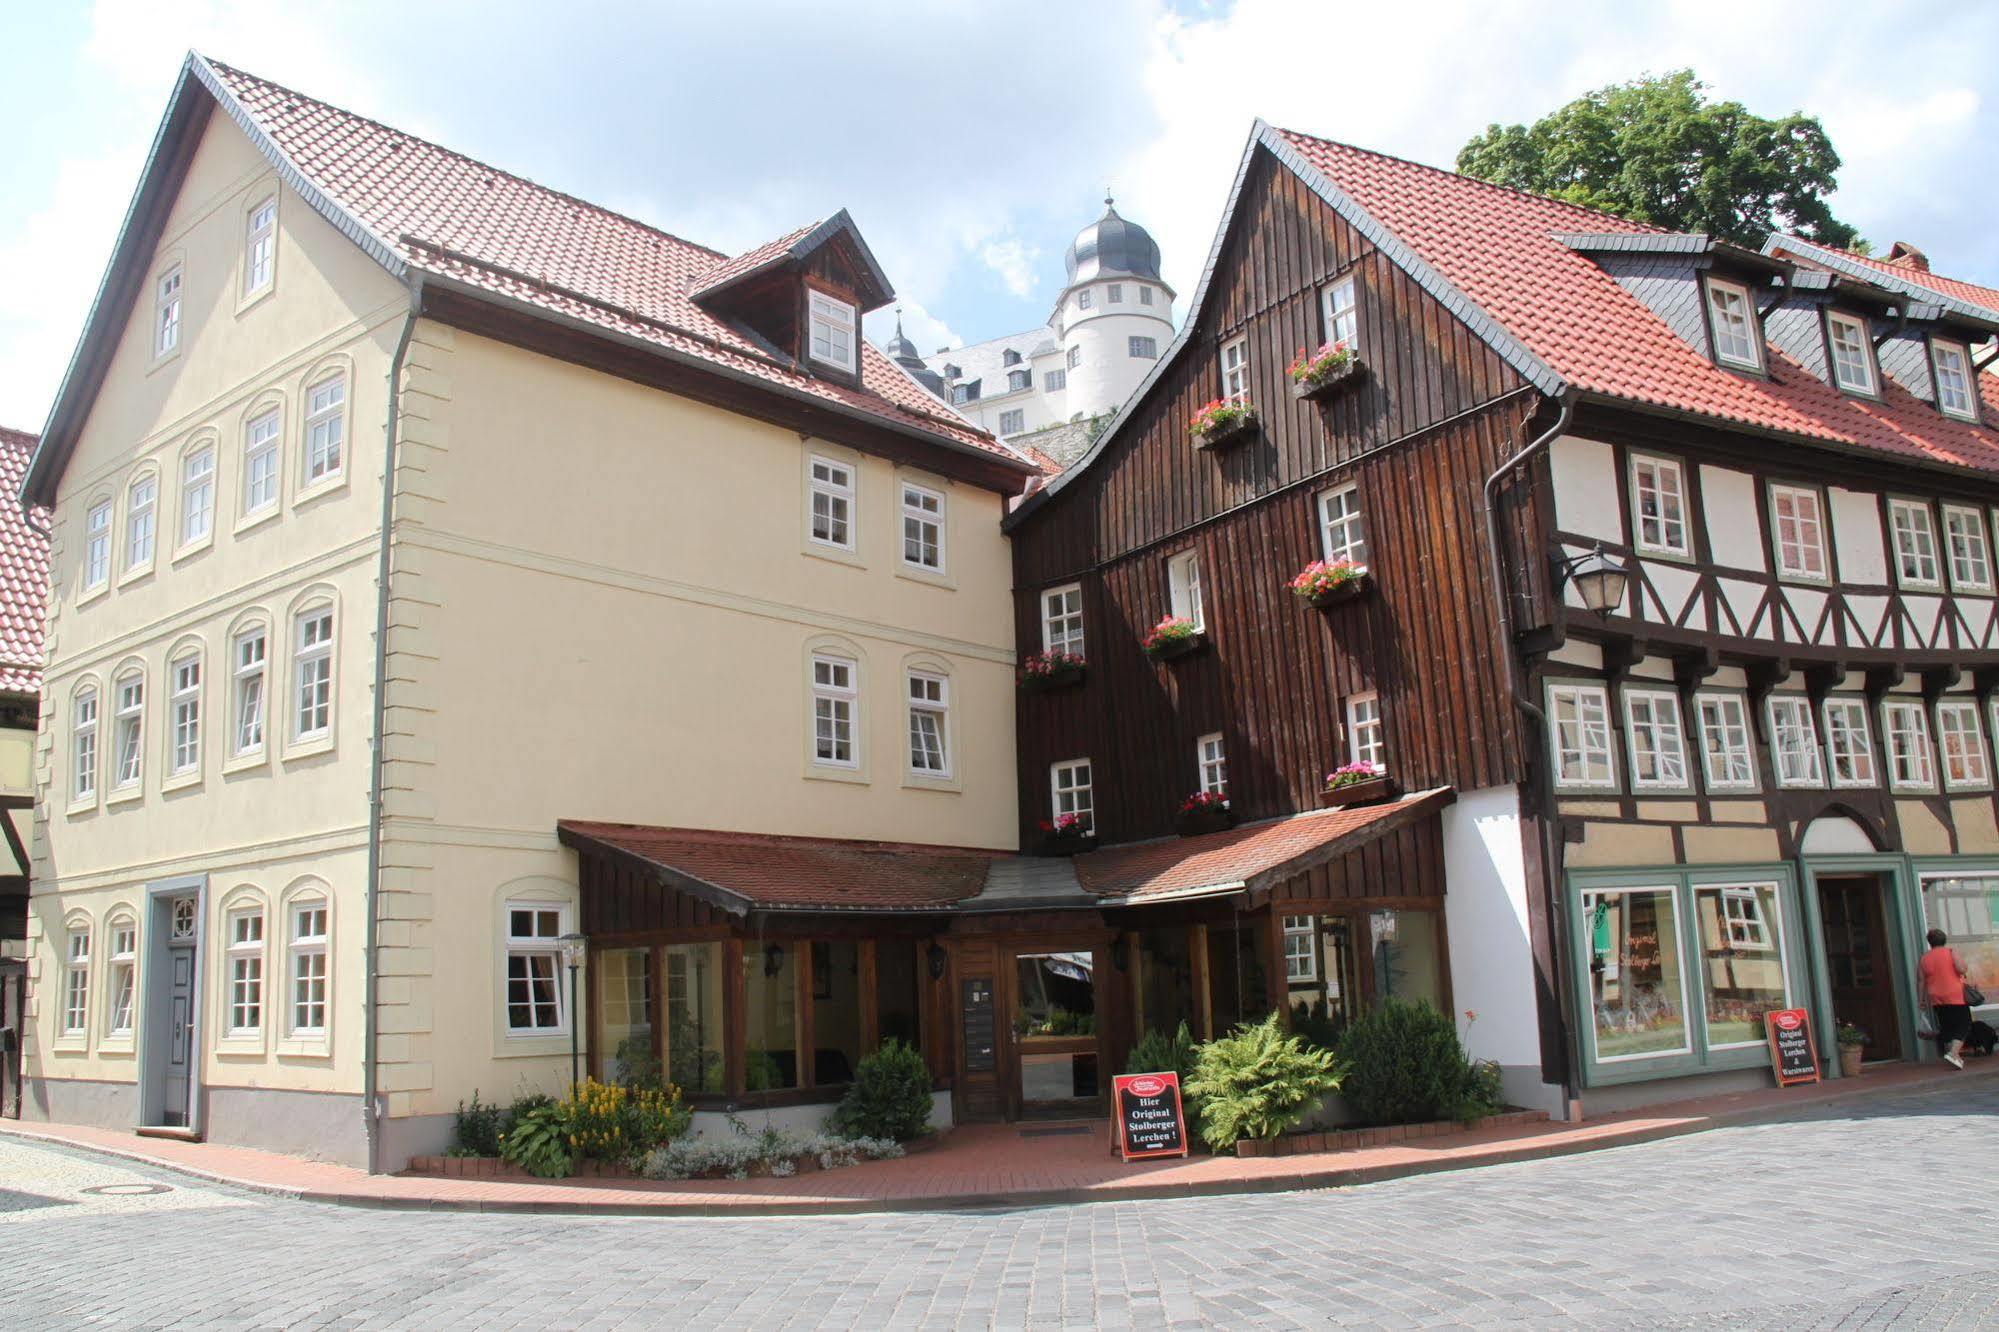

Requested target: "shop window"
[
  {"left": 1920, "top": 875, "right": 1999, "bottom": 1002},
  {"left": 1692, "top": 884, "right": 1790, "bottom": 1049},
  {"left": 744, "top": 942, "right": 800, "bottom": 1091},
  {"left": 664, "top": 942, "right": 725, "bottom": 1093},
  {"left": 596, "top": 946, "right": 653, "bottom": 1083},
  {"left": 1282, "top": 914, "right": 1359, "bottom": 1042},
  {"left": 874, "top": 941, "right": 923, "bottom": 1049},
  {"left": 812, "top": 940, "right": 864, "bottom": 1086},
  {"left": 1580, "top": 885, "right": 1690, "bottom": 1062},
  {"left": 1369, "top": 909, "right": 1443, "bottom": 1010}
]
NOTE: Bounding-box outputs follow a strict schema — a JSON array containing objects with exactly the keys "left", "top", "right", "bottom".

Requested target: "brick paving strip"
[{"left": 3, "top": 1059, "right": 1992, "bottom": 1217}]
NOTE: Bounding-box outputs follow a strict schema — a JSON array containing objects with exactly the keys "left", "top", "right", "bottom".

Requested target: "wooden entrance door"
[
  {"left": 162, "top": 942, "right": 198, "bottom": 1125},
  {"left": 1817, "top": 876, "right": 1901, "bottom": 1061}
]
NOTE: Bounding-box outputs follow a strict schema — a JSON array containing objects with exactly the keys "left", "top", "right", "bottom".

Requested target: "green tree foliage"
[
  {"left": 830, "top": 1039, "right": 935, "bottom": 1142},
  {"left": 1184, "top": 1012, "right": 1342, "bottom": 1151},
  {"left": 1456, "top": 70, "right": 1860, "bottom": 250}
]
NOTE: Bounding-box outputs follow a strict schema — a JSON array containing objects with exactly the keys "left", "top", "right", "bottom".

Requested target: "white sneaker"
[{"left": 1946, "top": 1052, "right": 1966, "bottom": 1069}]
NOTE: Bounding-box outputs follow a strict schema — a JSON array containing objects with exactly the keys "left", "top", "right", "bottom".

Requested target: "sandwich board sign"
[
  {"left": 1112, "top": 1071, "right": 1188, "bottom": 1161},
  {"left": 1764, "top": 1008, "right": 1820, "bottom": 1086}
]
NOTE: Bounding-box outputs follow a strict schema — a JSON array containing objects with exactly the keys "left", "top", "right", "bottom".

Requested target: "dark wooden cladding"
[
  {"left": 577, "top": 852, "right": 729, "bottom": 935},
  {"left": 1275, "top": 817, "right": 1446, "bottom": 903}
]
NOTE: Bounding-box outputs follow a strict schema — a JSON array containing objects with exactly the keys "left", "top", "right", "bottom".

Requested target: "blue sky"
[{"left": 2, "top": 0, "right": 1995, "bottom": 430}]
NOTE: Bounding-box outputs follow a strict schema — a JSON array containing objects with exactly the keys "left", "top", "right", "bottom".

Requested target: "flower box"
[
  {"left": 1289, "top": 559, "right": 1370, "bottom": 609},
  {"left": 1319, "top": 775, "right": 1397, "bottom": 809},
  {"left": 1192, "top": 411, "right": 1257, "bottom": 452},
  {"left": 1145, "top": 631, "right": 1207, "bottom": 662},
  {"left": 1291, "top": 355, "right": 1366, "bottom": 402},
  {"left": 1039, "top": 834, "right": 1098, "bottom": 858},
  {"left": 1018, "top": 653, "right": 1086, "bottom": 693},
  {"left": 1306, "top": 573, "right": 1371, "bottom": 609},
  {"left": 1175, "top": 805, "right": 1235, "bottom": 837}
]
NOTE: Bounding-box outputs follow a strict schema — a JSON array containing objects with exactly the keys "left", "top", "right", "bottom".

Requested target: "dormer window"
[
  {"left": 952, "top": 382, "right": 980, "bottom": 405},
  {"left": 1002, "top": 349, "right": 1021, "bottom": 367},
  {"left": 1704, "top": 277, "right": 1761, "bottom": 371},
  {"left": 1007, "top": 369, "right": 1030, "bottom": 392},
  {"left": 807, "top": 291, "right": 857, "bottom": 373},
  {"left": 1825, "top": 311, "right": 1875, "bottom": 395},
  {"left": 1932, "top": 338, "right": 1977, "bottom": 422}
]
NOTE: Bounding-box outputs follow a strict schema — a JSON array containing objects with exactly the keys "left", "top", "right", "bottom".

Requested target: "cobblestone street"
[{"left": 7, "top": 1077, "right": 1998, "bottom": 1328}]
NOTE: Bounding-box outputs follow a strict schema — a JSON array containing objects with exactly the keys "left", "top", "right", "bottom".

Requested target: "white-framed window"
[
  {"left": 180, "top": 445, "right": 215, "bottom": 547},
  {"left": 168, "top": 652, "right": 201, "bottom": 775},
  {"left": 1770, "top": 484, "right": 1828, "bottom": 581},
  {"left": 125, "top": 474, "right": 157, "bottom": 571},
  {"left": 1943, "top": 505, "right": 1993, "bottom": 593},
  {"left": 1936, "top": 700, "right": 1990, "bottom": 790},
  {"left": 1220, "top": 335, "right": 1249, "bottom": 403},
  {"left": 997, "top": 409, "right": 1024, "bottom": 434},
  {"left": 232, "top": 626, "right": 266, "bottom": 757},
  {"left": 1889, "top": 499, "right": 1941, "bottom": 588},
  {"left": 1825, "top": 311, "right": 1875, "bottom": 394},
  {"left": 1282, "top": 915, "right": 1318, "bottom": 982},
  {"left": 63, "top": 926, "right": 91, "bottom": 1036},
  {"left": 1042, "top": 583, "right": 1085, "bottom": 658},
  {"left": 1107, "top": 283, "right": 1123, "bottom": 304},
  {"left": 84, "top": 500, "right": 112, "bottom": 590},
  {"left": 1067, "top": 345, "right": 1082, "bottom": 370},
  {"left": 901, "top": 482, "right": 944, "bottom": 571},
  {"left": 807, "top": 456, "right": 854, "bottom": 551},
  {"left": 155, "top": 265, "right": 182, "bottom": 356},
  {"left": 1549, "top": 683, "right": 1615, "bottom": 789},
  {"left": 1623, "top": 688, "right": 1688, "bottom": 790},
  {"left": 1197, "top": 732, "right": 1227, "bottom": 797},
  {"left": 243, "top": 409, "right": 280, "bottom": 516},
  {"left": 71, "top": 686, "right": 99, "bottom": 802},
  {"left": 1077, "top": 289, "right": 1093, "bottom": 311},
  {"left": 1882, "top": 699, "right": 1936, "bottom": 791},
  {"left": 1045, "top": 368, "right": 1067, "bottom": 392},
  {"left": 1128, "top": 336, "right": 1157, "bottom": 359},
  {"left": 1630, "top": 454, "right": 1689, "bottom": 557},
  {"left": 1695, "top": 694, "right": 1755, "bottom": 791},
  {"left": 288, "top": 899, "right": 329, "bottom": 1036},
  {"left": 1007, "top": 369, "right": 1031, "bottom": 392},
  {"left": 1140, "top": 286, "right": 1155, "bottom": 306},
  {"left": 1347, "top": 692, "right": 1385, "bottom": 771},
  {"left": 1705, "top": 277, "right": 1760, "bottom": 370},
  {"left": 1932, "top": 339, "right": 1976, "bottom": 421},
  {"left": 1823, "top": 698, "right": 1877, "bottom": 788},
  {"left": 106, "top": 920, "right": 136, "bottom": 1037},
  {"left": 303, "top": 375, "right": 345, "bottom": 484},
  {"left": 1316, "top": 484, "right": 1367, "bottom": 565},
  {"left": 112, "top": 671, "right": 144, "bottom": 790},
  {"left": 1050, "top": 758, "right": 1094, "bottom": 833},
  {"left": 1321, "top": 276, "right": 1357, "bottom": 348},
  {"left": 227, "top": 908, "right": 264, "bottom": 1035},
  {"left": 244, "top": 196, "right": 276, "bottom": 294},
  {"left": 907, "top": 671, "right": 949, "bottom": 777},
  {"left": 807, "top": 290, "right": 857, "bottom": 371},
  {"left": 811, "top": 654, "right": 858, "bottom": 768},
  {"left": 1768, "top": 696, "right": 1825, "bottom": 788},
  {"left": 292, "top": 605, "right": 334, "bottom": 741},
  {"left": 505, "top": 904, "right": 567, "bottom": 1033},
  {"left": 1579, "top": 883, "right": 1693, "bottom": 1063},
  {"left": 1717, "top": 887, "right": 1772, "bottom": 950},
  {"left": 1166, "top": 550, "right": 1204, "bottom": 631}
]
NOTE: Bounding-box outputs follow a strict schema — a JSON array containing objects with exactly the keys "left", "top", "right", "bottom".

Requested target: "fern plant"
[{"left": 1184, "top": 1012, "right": 1342, "bottom": 1151}]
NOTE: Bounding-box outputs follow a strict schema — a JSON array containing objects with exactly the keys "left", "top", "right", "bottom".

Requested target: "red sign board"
[
  {"left": 1765, "top": 1008, "right": 1821, "bottom": 1086},
  {"left": 1112, "top": 1071, "right": 1189, "bottom": 1160}
]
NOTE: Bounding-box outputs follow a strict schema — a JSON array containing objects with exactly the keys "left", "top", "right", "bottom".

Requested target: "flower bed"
[
  {"left": 1289, "top": 559, "right": 1370, "bottom": 608},
  {"left": 1233, "top": 1109, "right": 1546, "bottom": 1157},
  {"left": 1175, "top": 791, "right": 1234, "bottom": 837},
  {"left": 1189, "top": 399, "right": 1257, "bottom": 451},
  {"left": 409, "top": 1131, "right": 937, "bottom": 1182},
  {"left": 1018, "top": 650, "right": 1086, "bottom": 692},
  {"left": 1288, "top": 341, "right": 1365, "bottom": 401},
  {"left": 1142, "top": 616, "right": 1205, "bottom": 661}
]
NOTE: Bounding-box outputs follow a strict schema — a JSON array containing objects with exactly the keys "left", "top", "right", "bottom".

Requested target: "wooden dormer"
[{"left": 691, "top": 210, "right": 894, "bottom": 389}]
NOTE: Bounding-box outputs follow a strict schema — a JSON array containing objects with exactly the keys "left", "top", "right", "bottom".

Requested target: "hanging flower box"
[
  {"left": 1289, "top": 342, "right": 1365, "bottom": 402},
  {"left": 1319, "top": 765, "right": 1396, "bottom": 809},
  {"left": 1037, "top": 815, "right": 1097, "bottom": 857},
  {"left": 1189, "top": 399, "right": 1258, "bottom": 452},
  {"left": 1289, "top": 559, "right": 1371, "bottom": 609},
  {"left": 1018, "top": 650, "right": 1086, "bottom": 693},
  {"left": 1142, "top": 616, "right": 1206, "bottom": 662},
  {"left": 1175, "top": 792, "right": 1235, "bottom": 837}
]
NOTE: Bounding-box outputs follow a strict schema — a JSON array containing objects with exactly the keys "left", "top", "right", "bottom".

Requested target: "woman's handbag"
[{"left": 1965, "top": 982, "right": 1987, "bottom": 1007}]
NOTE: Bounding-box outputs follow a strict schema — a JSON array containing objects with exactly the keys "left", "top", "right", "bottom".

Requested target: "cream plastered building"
[{"left": 19, "top": 55, "right": 1036, "bottom": 1167}]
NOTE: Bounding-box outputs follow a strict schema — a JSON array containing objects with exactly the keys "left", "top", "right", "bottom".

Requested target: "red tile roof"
[
  {"left": 201, "top": 61, "right": 1026, "bottom": 469},
  {"left": 1776, "top": 238, "right": 1999, "bottom": 316},
  {"left": 1273, "top": 129, "right": 1999, "bottom": 475},
  {"left": 0, "top": 429, "right": 47, "bottom": 696}
]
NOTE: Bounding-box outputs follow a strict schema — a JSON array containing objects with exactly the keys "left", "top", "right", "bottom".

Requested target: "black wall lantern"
[
  {"left": 762, "top": 942, "right": 785, "bottom": 978},
  {"left": 927, "top": 942, "right": 948, "bottom": 980},
  {"left": 1557, "top": 542, "right": 1630, "bottom": 619}
]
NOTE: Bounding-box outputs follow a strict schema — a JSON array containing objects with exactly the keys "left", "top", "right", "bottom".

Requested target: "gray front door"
[{"left": 163, "top": 941, "right": 196, "bottom": 1125}]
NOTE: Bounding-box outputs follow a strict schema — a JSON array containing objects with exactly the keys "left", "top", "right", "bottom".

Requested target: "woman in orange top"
[{"left": 1920, "top": 928, "right": 1971, "bottom": 1069}]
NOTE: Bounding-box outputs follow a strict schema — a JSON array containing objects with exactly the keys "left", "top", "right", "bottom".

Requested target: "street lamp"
[
  {"left": 1558, "top": 543, "right": 1630, "bottom": 619},
  {"left": 558, "top": 932, "right": 587, "bottom": 1095}
]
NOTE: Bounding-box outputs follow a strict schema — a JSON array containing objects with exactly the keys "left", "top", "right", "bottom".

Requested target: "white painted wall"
[
  {"left": 1700, "top": 465, "right": 1765, "bottom": 571},
  {"left": 1549, "top": 436, "right": 1621, "bottom": 542},
  {"left": 1829, "top": 487, "right": 1888, "bottom": 583}
]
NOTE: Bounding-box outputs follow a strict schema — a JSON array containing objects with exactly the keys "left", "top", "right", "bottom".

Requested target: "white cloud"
[
  {"left": 863, "top": 300, "right": 959, "bottom": 361},
  {"left": 977, "top": 238, "right": 1042, "bottom": 301}
]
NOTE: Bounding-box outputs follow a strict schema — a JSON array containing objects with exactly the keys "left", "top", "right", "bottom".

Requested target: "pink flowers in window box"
[
  {"left": 1320, "top": 762, "right": 1395, "bottom": 809},
  {"left": 1142, "top": 615, "right": 1204, "bottom": 660},
  {"left": 1037, "top": 813, "right": 1096, "bottom": 856},
  {"left": 1289, "top": 341, "right": 1365, "bottom": 400},
  {"left": 1176, "top": 790, "right": 1234, "bottom": 836},
  {"left": 1323, "top": 761, "right": 1385, "bottom": 790},
  {"left": 1290, "top": 558, "right": 1371, "bottom": 607},
  {"left": 1019, "top": 650, "right": 1086, "bottom": 692},
  {"left": 1189, "top": 398, "right": 1258, "bottom": 450}
]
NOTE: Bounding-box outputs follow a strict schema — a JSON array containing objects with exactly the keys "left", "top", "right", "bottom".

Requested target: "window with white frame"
[
  {"left": 1696, "top": 694, "right": 1755, "bottom": 791},
  {"left": 244, "top": 197, "right": 276, "bottom": 294},
  {"left": 505, "top": 904, "right": 566, "bottom": 1033},
  {"left": 1882, "top": 700, "right": 1936, "bottom": 790},
  {"left": 84, "top": 500, "right": 111, "bottom": 589},
  {"left": 811, "top": 654, "right": 858, "bottom": 767},
  {"left": 1282, "top": 915, "right": 1318, "bottom": 982},
  {"left": 1889, "top": 499, "right": 1941, "bottom": 587},
  {"left": 1128, "top": 336, "right": 1157, "bottom": 359},
  {"left": 1322, "top": 276, "right": 1357, "bottom": 348},
  {"left": 1932, "top": 339, "right": 1976, "bottom": 421},
  {"left": 807, "top": 291, "right": 857, "bottom": 371},
  {"left": 155, "top": 265, "right": 182, "bottom": 356},
  {"left": 232, "top": 626, "right": 266, "bottom": 757},
  {"left": 72, "top": 687, "right": 99, "bottom": 802},
  {"left": 1140, "top": 286, "right": 1155, "bottom": 306},
  {"left": 1768, "top": 696, "right": 1825, "bottom": 788},
  {"left": 1045, "top": 368, "right": 1067, "bottom": 392},
  {"left": 1936, "top": 700, "right": 1990, "bottom": 790},
  {"left": 1623, "top": 688, "right": 1688, "bottom": 789},
  {"left": 1220, "top": 335, "right": 1249, "bottom": 403},
  {"left": 1705, "top": 278, "right": 1759, "bottom": 369},
  {"left": 1717, "top": 887, "right": 1773, "bottom": 950},
  {"left": 907, "top": 671, "right": 949, "bottom": 776},
  {"left": 1167, "top": 550, "right": 1204, "bottom": 631},
  {"left": 1107, "top": 283, "right": 1123, "bottom": 304},
  {"left": 228, "top": 908, "right": 264, "bottom": 1035},
  {"left": 1823, "top": 698, "right": 1877, "bottom": 788},
  {"left": 1197, "top": 732, "right": 1227, "bottom": 797},
  {"left": 901, "top": 482, "right": 944, "bottom": 571},
  {"left": 1067, "top": 345, "right": 1082, "bottom": 370},
  {"left": 1077, "top": 289, "right": 1093, "bottom": 311},
  {"left": 112, "top": 672, "right": 143, "bottom": 790},
  {"left": 1770, "top": 484, "right": 1827, "bottom": 581},
  {"left": 288, "top": 899, "right": 328, "bottom": 1035},
  {"left": 1944, "top": 505, "right": 1993, "bottom": 593},
  {"left": 106, "top": 920, "right": 136, "bottom": 1036},
  {"left": 243, "top": 410, "right": 280, "bottom": 516},
  {"left": 1550, "top": 684, "right": 1614, "bottom": 788},
  {"left": 997, "top": 409, "right": 1024, "bottom": 434},
  {"left": 180, "top": 445, "right": 215, "bottom": 547},
  {"left": 1050, "top": 759, "right": 1094, "bottom": 833},
  {"left": 1008, "top": 369, "right": 1031, "bottom": 392},
  {"left": 807, "top": 457, "right": 854, "bottom": 550},
  {"left": 1042, "top": 584, "right": 1085, "bottom": 658},
  {"left": 63, "top": 926, "right": 90, "bottom": 1035},
  {"left": 1826, "top": 311, "right": 1875, "bottom": 394},
  {"left": 1316, "top": 484, "right": 1367, "bottom": 565},
  {"left": 1347, "top": 692, "right": 1385, "bottom": 771},
  {"left": 293, "top": 606, "right": 333, "bottom": 741},
  {"left": 303, "top": 375, "right": 346, "bottom": 484},
  {"left": 125, "top": 475, "right": 157, "bottom": 571},
  {"left": 169, "top": 652, "right": 201, "bottom": 776},
  {"left": 1630, "top": 455, "right": 1689, "bottom": 556}
]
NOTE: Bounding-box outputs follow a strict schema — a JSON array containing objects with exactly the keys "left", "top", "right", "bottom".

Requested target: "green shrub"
[
  {"left": 1184, "top": 1012, "right": 1342, "bottom": 1151},
  {"left": 1339, "top": 998, "right": 1500, "bottom": 1126},
  {"left": 499, "top": 1101, "right": 575, "bottom": 1178},
  {"left": 830, "top": 1039, "right": 934, "bottom": 1141},
  {"left": 1289, "top": 997, "right": 1345, "bottom": 1052},
  {"left": 1124, "top": 1021, "right": 1198, "bottom": 1081},
  {"left": 450, "top": 1090, "right": 509, "bottom": 1157},
  {"left": 563, "top": 1078, "right": 692, "bottom": 1162}
]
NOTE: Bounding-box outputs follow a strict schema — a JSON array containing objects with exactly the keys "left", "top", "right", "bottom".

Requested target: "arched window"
[
  {"left": 302, "top": 374, "right": 346, "bottom": 485},
  {"left": 111, "top": 667, "right": 145, "bottom": 792},
  {"left": 71, "top": 683, "right": 99, "bottom": 803},
  {"left": 124, "top": 470, "right": 159, "bottom": 573},
  {"left": 62, "top": 917, "right": 93, "bottom": 1037},
  {"left": 104, "top": 913, "right": 138, "bottom": 1037},
  {"left": 292, "top": 602, "right": 334, "bottom": 742},
  {"left": 166, "top": 642, "right": 204, "bottom": 779}
]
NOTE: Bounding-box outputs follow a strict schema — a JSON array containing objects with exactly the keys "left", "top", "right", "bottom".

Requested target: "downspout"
[{"left": 364, "top": 282, "right": 423, "bottom": 1173}]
